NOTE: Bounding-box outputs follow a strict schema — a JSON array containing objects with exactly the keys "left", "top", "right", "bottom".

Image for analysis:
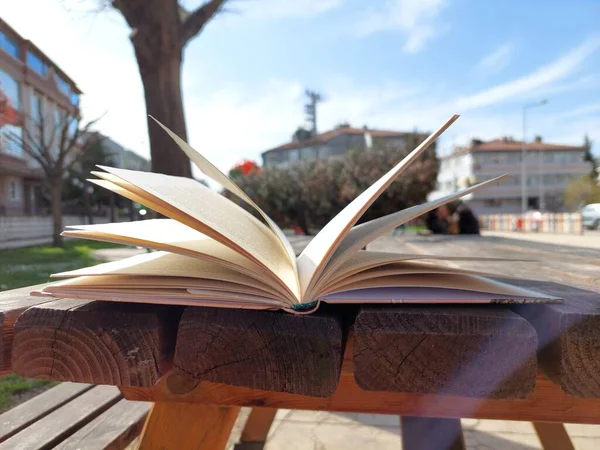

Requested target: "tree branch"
[{"left": 180, "top": 0, "right": 228, "bottom": 45}]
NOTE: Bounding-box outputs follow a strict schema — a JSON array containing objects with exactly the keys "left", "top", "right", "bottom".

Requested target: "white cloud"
[
  {"left": 356, "top": 0, "right": 449, "bottom": 53},
  {"left": 476, "top": 42, "right": 514, "bottom": 74},
  {"left": 455, "top": 35, "right": 600, "bottom": 111}
]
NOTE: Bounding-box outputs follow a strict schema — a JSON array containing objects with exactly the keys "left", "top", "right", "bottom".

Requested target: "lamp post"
[{"left": 521, "top": 99, "right": 547, "bottom": 215}]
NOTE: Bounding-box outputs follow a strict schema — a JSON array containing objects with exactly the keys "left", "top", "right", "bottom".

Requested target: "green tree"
[
  {"left": 564, "top": 175, "right": 600, "bottom": 211},
  {"left": 229, "top": 133, "right": 438, "bottom": 234},
  {"left": 583, "top": 134, "right": 597, "bottom": 178}
]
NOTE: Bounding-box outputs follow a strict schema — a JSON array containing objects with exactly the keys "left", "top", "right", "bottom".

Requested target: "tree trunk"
[
  {"left": 49, "top": 178, "right": 64, "bottom": 247},
  {"left": 129, "top": 199, "right": 136, "bottom": 221},
  {"left": 138, "top": 54, "right": 192, "bottom": 178},
  {"left": 83, "top": 186, "right": 93, "bottom": 225}
]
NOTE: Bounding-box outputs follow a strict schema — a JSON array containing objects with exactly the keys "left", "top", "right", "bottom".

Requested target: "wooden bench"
[
  {"left": 0, "top": 382, "right": 150, "bottom": 449},
  {"left": 0, "top": 234, "right": 599, "bottom": 448}
]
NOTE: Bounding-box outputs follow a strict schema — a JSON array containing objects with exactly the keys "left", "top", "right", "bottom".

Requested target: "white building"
[{"left": 429, "top": 137, "right": 589, "bottom": 215}]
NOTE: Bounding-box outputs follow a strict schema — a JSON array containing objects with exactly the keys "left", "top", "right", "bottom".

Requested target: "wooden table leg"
[
  {"left": 234, "top": 408, "right": 278, "bottom": 450},
  {"left": 138, "top": 402, "right": 240, "bottom": 450},
  {"left": 533, "top": 423, "right": 575, "bottom": 450},
  {"left": 400, "top": 416, "right": 465, "bottom": 450}
]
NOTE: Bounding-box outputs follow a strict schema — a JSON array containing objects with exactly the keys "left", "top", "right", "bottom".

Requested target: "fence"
[
  {"left": 479, "top": 213, "right": 583, "bottom": 234},
  {"left": 0, "top": 215, "right": 112, "bottom": 249}
]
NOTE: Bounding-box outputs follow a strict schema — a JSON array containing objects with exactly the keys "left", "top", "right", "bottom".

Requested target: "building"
[
  {"left": 429, "top": 137, "right": 590, "bottom": 215},
  {"left": 85, "top": 131, "right": 150, "bottom": 171},
  {"left": 0, "top": 18, "right": 81, "bottom": 216},
  {"left": 261, "top": 124, "right": 425, "bottom": 168}
]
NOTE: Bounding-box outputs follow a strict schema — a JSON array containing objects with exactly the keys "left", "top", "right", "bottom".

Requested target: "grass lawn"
[
  {"left": 0, "top": 239, "right": 125, "bottom": 412},
  {"left": 0, "top": 239, "right": 124, "bottom": 291}
]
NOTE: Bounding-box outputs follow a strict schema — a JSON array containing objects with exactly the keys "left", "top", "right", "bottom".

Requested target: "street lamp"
[{"left": 521, "top": 99, "right": 547, "bottom": 215}]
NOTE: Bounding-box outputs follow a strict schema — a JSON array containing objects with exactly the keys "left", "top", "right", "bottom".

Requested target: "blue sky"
[{"left": 3, "top": 0, "right": 600, "bottom": 173}]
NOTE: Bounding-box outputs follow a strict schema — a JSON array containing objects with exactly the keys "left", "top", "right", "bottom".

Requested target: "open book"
[{"left": 33, "top": 115, "right": 560, "bottom": 313}]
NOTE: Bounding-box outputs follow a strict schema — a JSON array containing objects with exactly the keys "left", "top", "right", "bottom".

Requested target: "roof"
[
  {"left": 447, "top": 138, "right": 585, "bottom": 158},
  {"left": 263, "top": 126, "right": 418, "bottom": 155},
  {"left": 0, "top": 17, "right": 82, "bottom": 94}
]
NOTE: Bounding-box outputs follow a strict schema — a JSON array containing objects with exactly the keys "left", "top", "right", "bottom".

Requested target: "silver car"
[{"left": 580, "top": 203, "right": 600, "bottom": 230}]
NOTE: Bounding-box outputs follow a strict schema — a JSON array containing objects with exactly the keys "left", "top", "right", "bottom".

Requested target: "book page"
[
  {"left": 324, "top": 273, "right": 556, "bottom": 299},
  {"left": 297, "top": 115, "right": 459, "bottom": 298},
  {"left": 151, "top": 118, "right": 297, "bottom": 267},
  {"left": 93, "top": 167, "right": 301, "bottom": 301},
  {"left": 45, "top": 275, "right": 283, "bottom": 300},
  {"left": 320, "top": 262, "right": 508, "bottom": 296},
  {"left": 310, "top": 175, "right": 508, "bottom": 297},
  {"left": 64, "top": 219, "right": 272, "bottom": 281},
  {"left": 52, "top": 251, "right": 290, "bottom": 301}
]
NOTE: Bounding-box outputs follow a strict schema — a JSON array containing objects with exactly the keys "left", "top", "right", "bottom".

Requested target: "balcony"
[{"left": 0, "top": 152, "right": 43, "bottom": 178}]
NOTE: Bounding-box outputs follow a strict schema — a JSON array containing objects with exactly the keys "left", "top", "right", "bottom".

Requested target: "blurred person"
[
  {"left": 455, "top": 202, "right": 480, "bottom": 235},
  {"left": 426, "top": 205, "right": 452, "bottom": 234}
]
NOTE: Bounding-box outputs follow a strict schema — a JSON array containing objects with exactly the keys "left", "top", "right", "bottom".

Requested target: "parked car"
[{"left": 579, "top": 203, "right": 600, "bottom": 230}]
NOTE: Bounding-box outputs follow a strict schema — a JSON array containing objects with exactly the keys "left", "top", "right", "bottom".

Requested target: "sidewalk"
[{"left": 482, "top": 230, "right": 600, "bottom": 249}]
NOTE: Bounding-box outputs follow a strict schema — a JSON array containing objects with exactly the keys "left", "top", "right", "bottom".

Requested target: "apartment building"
[
  {"left": 429, "top": 137, "right": 589, "bottom": 215},
  {"left": 85, "top": 131, "right": 150, "bottom": 172},
  {"left": 261, "top": 124, "right": 425, "bottom": 168},
  {"left": 0, "top": 18, "right": 81, "bottom": 215}
]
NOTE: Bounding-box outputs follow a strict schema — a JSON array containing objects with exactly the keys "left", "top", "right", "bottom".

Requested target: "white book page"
[
  {"left": 64, "top": 219, "right": 271, "bottom": 278},
  {"left": 310, "top": 175, "right": 507, "bottom": 298},
  {"left": 297, "top": 115, "right": 459, "bottom": 298},
  {"left": 93, "top": 166, "right": 301, "bottom": 301},
  {"left": 151, "top": 118, "right": 297, "bottom": 267}
]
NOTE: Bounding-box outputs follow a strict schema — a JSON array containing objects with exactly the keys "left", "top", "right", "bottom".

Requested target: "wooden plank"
[
  {"left": 12, "top": 299, "right": 182, "bottom": 387},
  {"left": 0, "top": 382, "right": 93, "bottom": 443},
  {"left": 533, "top": 423, "right": 575, "bottom": 450},
  {"left": 55, "top": 399, "right": 151, "bottom": 450},
  {"left": 173, "top": 307, "right": 344, "bottom": 397},
  {"left": 507, "top": 279, "right": 600, "bottom": 397},
  {"left": 121, "top": 334, "right": 600, "bottom": 424},
  {"left": 0, "top": 385, "right": 121, "bottom": 450},
  {"left": 400, "top": 417, "right": 465, "bottom": 450},
  {"left": 234, "top": 408, "right": 277, "bottom": 450},
  {"left": 0, "top": 285, "right": 52, "bottom": 374},
  {"left": 353, "top": 306, "right": 537, "bottom": 398},
  {"left": 138, "top": 402, "right": 240, "bottom": 450}
]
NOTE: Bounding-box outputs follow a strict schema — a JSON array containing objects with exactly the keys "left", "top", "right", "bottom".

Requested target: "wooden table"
[{"left": 3, "top": 235, "right": 600, "bottom": 449}]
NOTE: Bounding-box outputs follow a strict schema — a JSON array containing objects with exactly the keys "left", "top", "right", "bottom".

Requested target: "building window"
[
  {"left": 10, "top": 180, "right": 20, "bottom": 200},
  {"left": 484, "top": 199, "right": 502, "bottom": 207},
  {"left": 26, "top": 51, "right": 48, "bottom": 76},
  {"left": 0, "top": 31, "right": 19, "bottom": 58},
  {"left": 0, "top": 124, "right": 23, "bottom": 158},
  {"left": 289, "top": 149, "right": 299, "bottom": 162},
  {"left": 30, "top": 91, "right": 42, "bottom": 124},
  {"left": 56, "top": 75, "right": 71, "bottom": 96},
  {"left": 70, "top": 91, "right": 79, "bottom": 106},
  {"left": 0, "top": 69, "right": 21, "bottom": 109}
]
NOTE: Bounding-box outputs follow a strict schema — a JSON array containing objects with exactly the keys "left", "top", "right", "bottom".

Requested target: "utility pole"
[
  {"left": 304, "top": 90, "right": 322, "bottom": 135},
  {"left": 521, "top": 99, "right": 547, "bottom": 214}
]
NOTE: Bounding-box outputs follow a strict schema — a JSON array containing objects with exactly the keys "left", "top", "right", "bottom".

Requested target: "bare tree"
[
  {"left": 110, "top": 0, "right": 228, "bottom": 177},
  {"left": 9, "top": 111, "right": 96, "bottom": 247}
]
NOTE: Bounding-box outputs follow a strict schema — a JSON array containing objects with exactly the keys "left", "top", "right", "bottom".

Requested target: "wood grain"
[
  {"left": 532, "top": 423, "right": 575, "bottom": 450},
  {"left": 0, "top": 385, "right": 121, "bottom": 450},
  {"left": 55, "top": 399, "right": 150, "bottom": 450},
  {"left": 400, "top": 417, "right": 465, "bottom": 450},
  {"left": 0, "top": 382, "right": 93, "bottom": 443},
  {"left": 173, "top": 307, "right": 344, "bottom": 397},
  {"left": 354, "top": 306, "right": 537, "bottom": 398},
  {"left": 121, "top": 334, "right": 600, "bottom": 424},
  {"left": 508, "top": 279, "right": 600, "bottom": 398},
  {"left": 12, "top": 299, "right": 182, "bottom": 387},
  {"left": 0, "top": 285, "right": 52, "bottom": 374},
  {"left": 138, "top": 402, "right": 240, "bottom": 450}
]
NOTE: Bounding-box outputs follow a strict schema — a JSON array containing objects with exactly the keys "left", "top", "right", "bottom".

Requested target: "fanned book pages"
[{"left": 32, "top": 115, "right": 561, "bottom": 313}]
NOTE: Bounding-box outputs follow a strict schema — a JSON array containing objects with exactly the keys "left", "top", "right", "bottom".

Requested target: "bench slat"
[
  {"left": 12, "top": 299, "right": 182, "bottom": 387},
  {"left": 353, "top": 306, "right": 537, "bottom": 398},
  {"left": 0, "top": 385, "right": 121, "bottom": 450},
  {"left": 0, "top": 382, "right": 93, "bottom": 443},
  {"left": 55, "top": 399, "right": 150, "bottom": 450},
  {"left": 0, "top": 285, "right": 53, "bottom": 374}
]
